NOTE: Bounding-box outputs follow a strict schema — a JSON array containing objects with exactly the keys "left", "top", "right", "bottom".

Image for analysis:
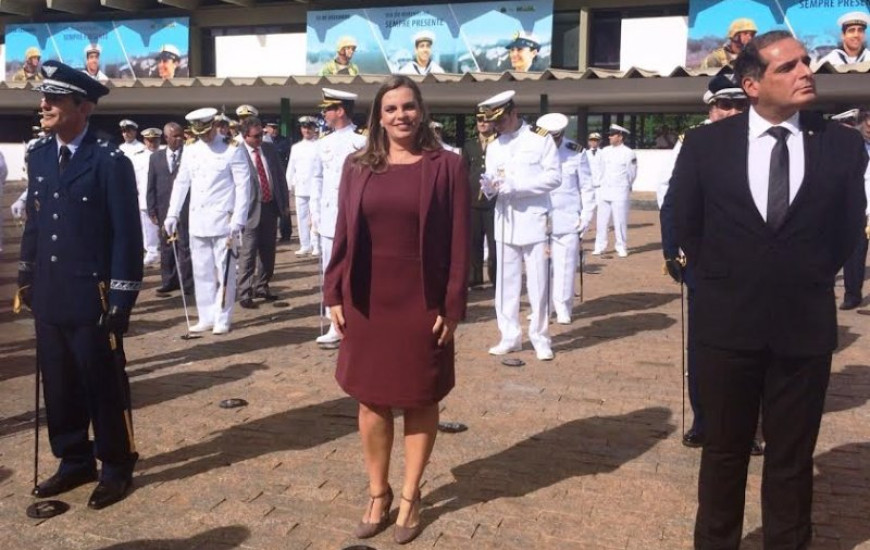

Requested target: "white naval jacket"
[
  {"left": 552, "top": 139, "right": 596, "bottom": 235},
  {"left": 485, "top": 121, "right": 561, "bottom": 246},
  {"left": 166, "top": 137, "right": 252, "bottom": 238},
  {"left": 119, "top": 140, "right": 145, "bottom": 157},
  {"left": 596, "top": 143, "right": 637, "bottom": 202},
  {"left": 310, "top": 125, "right": 367, "bottom": 239},
  {"left": 129, "top": 147, "right": 155, "bottom": 211},
  {"left": 286, "top": 138, "right": 318, "bottom": 197}
]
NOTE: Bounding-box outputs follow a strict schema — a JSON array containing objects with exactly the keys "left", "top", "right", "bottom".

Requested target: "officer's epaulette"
[
  {"left": 564, "top": 140, "right": 581, "bottom": 152},
  {"left": 319, "top": 129, "right": 334, "bottom": 139},
  {"left": 678, "top": 133, "right": 686, "bottom": 143},
  {"left": 354, "top": 126, "right": 369, "bottom": 137},
  {"left": 185, "top": 137, "right": 196, "bottom": 145},
  {"left": 29, "top": 135, "right": 53, "bottom": 152},
  {"left": 225, "top": 135, "right": 237, "bottom": 145},
  {"left": 529, "top": 125, "right": 549, "bottom": 138}
]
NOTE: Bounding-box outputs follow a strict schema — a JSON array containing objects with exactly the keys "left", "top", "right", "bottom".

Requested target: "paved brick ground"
[{"left": 2, "top": 179, "right": 869, "bottom": 549}]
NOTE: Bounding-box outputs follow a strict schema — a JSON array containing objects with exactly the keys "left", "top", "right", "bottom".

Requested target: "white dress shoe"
[
  {"left": 212, "top": 325, "right": 230, "bottom": 335},
  {"left": 315, "top": 326, "right": 341, "bottom": 344},
  {"left": 488, "top": 342, "right": 521, "bottom": 355},
  {"left": 310, "top": 249, "right": 321, "bottom": 257},
  {"left": 556, "top": 315, "right": 571, "bottom": 325},
  {"left": 295, "top": 248, "right": 311, "bottom": 256},
  {"left": 591, "top": 249, "right": 604, "bottom": 255},
  {"left": 188, "top": 322, "right": 214, "bottom": 333},
  {"left": 616, "top": 248, "right": 628, "bottom": 258},
  {"left": 535, "top": 347, "right": 555, "bottom": 361}
]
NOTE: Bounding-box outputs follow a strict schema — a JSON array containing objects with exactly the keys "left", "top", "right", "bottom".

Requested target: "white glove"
[
  {"left": 479, "top": 174, "right": 498, "bottom": 200},
  {"left": 230, "top": 223, "right": 244, "bottom": 240},
  {"left": 163, "top": 216, "right": 178, "bottom": 236},
  {"left": 496, "top": 178, "right": 514, "bottom": 197},
  {"left": 11, "top": 199, "right": 26, "bottom": 219}
]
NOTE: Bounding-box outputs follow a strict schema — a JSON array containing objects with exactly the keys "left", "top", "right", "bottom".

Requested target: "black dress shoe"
[
  {"left": 88, "top": 479, "right": 132, "bottom": 510},
  {"left": 155, "top": 284, "right": 179, "bottom": 294},
  {"left": 254, "top": 290, "right": 278, "bottom": 302},
  {"left": 750, "top": 439, "right": 765, "bottom": 456},
  {"left": 682, "top": 430, "right": 704, "bottom": 448},
  {"left": 32, "top": 469, "right": 97, "bottom": 498},
  {"left": 840, "top": 296, "right": 862, "bottom": 310},
  {"left": 239, "top": 298, "right": 258, "bottom": 309}
]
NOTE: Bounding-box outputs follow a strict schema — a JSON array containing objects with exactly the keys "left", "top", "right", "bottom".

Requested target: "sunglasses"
[{"left": 714, "top": 98, "right": 748, "bottom": 111}]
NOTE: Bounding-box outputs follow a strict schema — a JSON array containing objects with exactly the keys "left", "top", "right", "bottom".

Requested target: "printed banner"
[
  {"left": 306, "top": 0, "right": 553, "bottom": 75},
  {"left": 687, "top": 0, "right": 870, "bottom": 69},
  {"left": 5, "top": 17, "right": 190, "bottom": 82}
]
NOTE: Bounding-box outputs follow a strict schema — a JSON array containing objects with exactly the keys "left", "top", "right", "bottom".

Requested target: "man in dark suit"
[
  {"left": 237, "top": 116, "right": 290, "bottom": 308},
  {"left": 16, "top": 61, "right": 142, "bottom": 509},
  {"left": 146, "top": 121, "right": 193, "bottom": 295},
  {"left": 462, "top": 108, "right": 497, "bottom": 288},
  {"left": 671, "top": 32, "right": 868, "bottom": 548}
]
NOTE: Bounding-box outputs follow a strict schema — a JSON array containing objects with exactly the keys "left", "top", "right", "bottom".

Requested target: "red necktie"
[{"left": 253, "top": 147, "right": 272, "bottom": 203}]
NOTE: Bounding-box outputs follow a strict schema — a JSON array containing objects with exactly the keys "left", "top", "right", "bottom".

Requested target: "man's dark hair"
[
  {"left": 734, "top": 30, "right": 796, "bottom": 84},
  {"left": 239, "top": 115, "right": 263, "bottom": 138}
]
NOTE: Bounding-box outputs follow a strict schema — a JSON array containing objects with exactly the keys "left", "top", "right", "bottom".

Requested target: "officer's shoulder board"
[
  {"left": 29, "top": 135, "right": 53, "bottom": 153},
  {"left": 678, "top": 133, "right": 686, "bottom": 144},
  {"left": 564, "top": 140, "right": 581, "bottom": 152},
  {"left": 529, "top": 125, "right": 549, "bottom": 138},
  {"left": 319, "top": 129, "right": 334, "bottom": 139},
  {"left": 354, "top": 126, "right": 369, "bottom": 137}
]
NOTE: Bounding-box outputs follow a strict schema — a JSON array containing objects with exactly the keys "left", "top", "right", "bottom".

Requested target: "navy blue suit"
[{"left": 18, "top": 129, "right": 143, "bottom": 482}]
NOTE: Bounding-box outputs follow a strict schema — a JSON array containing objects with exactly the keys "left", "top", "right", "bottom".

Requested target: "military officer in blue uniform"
[{"left": 16, "top": 61, "right": 143, "bottom": 510}]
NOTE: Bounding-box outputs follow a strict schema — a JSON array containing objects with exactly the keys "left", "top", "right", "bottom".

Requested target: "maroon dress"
[{"left": 335, "top": 161, "right": 455, "bottom": 408}]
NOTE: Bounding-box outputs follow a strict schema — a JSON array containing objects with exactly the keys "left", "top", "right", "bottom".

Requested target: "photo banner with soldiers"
[
  {"left": 686, "top": 0, "right": 870, "bottom": 69},
  {"left": 5, "top": 17, "right": 190, "bottom": 81},
  {"left": 306, "top": 0, "right": 553, "bottom": 75}
]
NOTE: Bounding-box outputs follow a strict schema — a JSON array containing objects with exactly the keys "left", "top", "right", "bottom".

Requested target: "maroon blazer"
[{"left": 324, "top": 148, "right": 470, "bottom": 321}]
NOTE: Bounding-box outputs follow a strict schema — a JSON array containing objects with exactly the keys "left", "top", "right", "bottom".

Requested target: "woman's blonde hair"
[{"left": 352, "top": 75, "right": 441, "bottom": 173}]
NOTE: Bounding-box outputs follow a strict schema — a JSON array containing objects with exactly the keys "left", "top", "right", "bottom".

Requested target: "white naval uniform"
[
  {"left": 550, "top": 139, "right": 596, "bottom": 322},
  {"left": 397, "top": 60, "right": 445, "bottom": 75},
  {"left": 167, "top": 138, "right": 252, "bottom": 331},
  {"left": 130, "top": 147, "right": 161, "bottom": 264},
  {"left": 817, "top": 47, "right": 870, "bottom": 67},
  {"left": 311, "top": 124, "right": 367, "bottom": 280},
  {"left": 486, "top": 122, "right": 561, "bottom": 354},
  {"left": 119, "top": 139, "right": 145, "bottom": 157},
  {"left": 594, "top": 143, "right": 637, "bottom": 254},
  {"left": 0, "top": 151, "right": 6, "bottom": 252},
  {"left": 286, "top": 137, "right": 320, "bottom": 253}
]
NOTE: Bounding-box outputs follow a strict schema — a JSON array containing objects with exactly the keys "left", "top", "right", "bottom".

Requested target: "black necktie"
[
  {"left": 59, "top": 145, "right": 71, "bottom": 175},
  {"left": 170, "top": 151, "right": 179, "bottom": 174},
  {"left": 766, "top": 126, "right": 790, "bottom": 231},
  {"left": 592, "top": 149, "right": 597, "bottom": 156}
]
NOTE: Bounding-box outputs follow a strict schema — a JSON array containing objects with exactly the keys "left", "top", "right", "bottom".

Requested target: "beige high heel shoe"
[
  {"left": 353, "top": 486, "right": 393, "bottom": 539},
  {"left": 393, "top": 491, "right": 422, "bottom": 545}
]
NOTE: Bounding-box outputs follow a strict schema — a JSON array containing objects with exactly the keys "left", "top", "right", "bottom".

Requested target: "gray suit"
[
  {"left": 238, "top": 141, "right": 290, "bottom": 300},
  {"left": 146, "top": 146, "right": 193, "bottom": 293}
]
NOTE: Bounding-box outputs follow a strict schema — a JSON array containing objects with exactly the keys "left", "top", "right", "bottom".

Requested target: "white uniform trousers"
[
  {"left": 295, "top": 195, "right": 319, "bottom": 252},
  {"left": 550, "top": 232, "right": 579, "bottom": 319},
  {"left": 140, "top": 210, "right": 160, "bottom": 262},
  {"left": 190, "top": 235, "right": 238, "bottom": 329},
  {"left": 319, "top": 234, "right": 335, "bottom": 321},
  {"left": 495, "top": 240, "right": 551, "bottom": 351},
  {"left": 594, "top": 198, "right": 629, "bottom": 253}
]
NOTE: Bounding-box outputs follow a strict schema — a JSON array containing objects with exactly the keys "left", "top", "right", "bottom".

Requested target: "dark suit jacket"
[
  {"left": 462, "top": 135, "right": 496, "bottom": 210},
  {"left": 241, "top": 141, "right": 290, "bottom": 229},
  {"left": 324, "top": 148, "right": 471, "bottom": 321},
  {"left": 671, "top": 110, "right": 868, "bottom": 355},
  {"left": 146, "top": 146, "right": 184, "bottom": 223},
  {"left": 19, "top": 130, "right": 143, "bottom": 324}
]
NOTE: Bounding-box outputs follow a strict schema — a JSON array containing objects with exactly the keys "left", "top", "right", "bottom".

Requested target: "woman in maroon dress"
[{"left": 323, "top": 75, "right": 469, "bottom": 544}]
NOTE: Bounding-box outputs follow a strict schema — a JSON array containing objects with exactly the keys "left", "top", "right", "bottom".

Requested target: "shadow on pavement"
[
  {"left": 423, "top": 406, "right": 674, "bottom": 525},
  {"left": 126, "top": 326, "right": 319, "bottom": 372},
  {"left": 741, "top": 441, "right": 870, "bottom": 550},
  {"left": 825, "top": 365, "right": 870, "bottom": 415},
  {"left": 94, "top": 525, "right": 250, "bottom": 549},
  {"left": 553, "top": 312, "right": 676, "bottom": 352},
  {"left": 574, "top": 292, "right": 679, "bottom": 320},
  {"left": 0, "top": 466, "right": 12, "bottom": 484},
  {"left": 836, "top": 325, "right": 860, "bottom": 355},
  {"left": 0, "top": 354, "right": 33, "bottom": 383},
  {"left": 135, "top": 397, "right": 358, "bottom": 486},
  {"left": 0, "top": 363, "right": 268, "bottom": 439}
]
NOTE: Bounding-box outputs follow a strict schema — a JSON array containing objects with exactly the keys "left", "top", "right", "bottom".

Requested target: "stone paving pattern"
[{"left": 1, "top": 179, "right": 869, "bottom": 549}]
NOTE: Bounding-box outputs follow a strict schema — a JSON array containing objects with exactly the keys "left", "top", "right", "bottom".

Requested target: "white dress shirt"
[
  {"left": 747, "top": 107, "right": 805, "bottom": 222},
  {"left": 244, "top": 142, "right": 272, "bottom": 190}
]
